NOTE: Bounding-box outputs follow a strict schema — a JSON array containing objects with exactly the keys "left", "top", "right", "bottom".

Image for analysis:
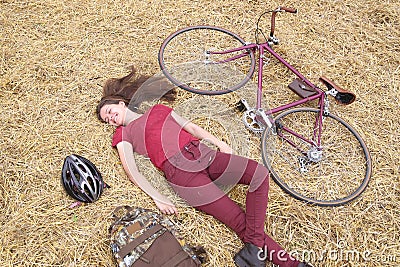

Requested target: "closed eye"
[
  {"left": 103, "top": 108, "right": 110, "bottom": 123},
  {"left": 105, "top": 108, "right": 111, "bottom": 123}
]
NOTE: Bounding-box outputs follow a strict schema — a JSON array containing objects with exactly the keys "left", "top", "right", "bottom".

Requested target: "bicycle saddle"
[{"left": 320, "top": 76, "right": 356, "bottom": 105}]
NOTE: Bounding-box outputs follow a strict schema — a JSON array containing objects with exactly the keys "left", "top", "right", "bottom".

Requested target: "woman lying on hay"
[{"left": 96, "top": 67, "right": 312, "bottom": 267}]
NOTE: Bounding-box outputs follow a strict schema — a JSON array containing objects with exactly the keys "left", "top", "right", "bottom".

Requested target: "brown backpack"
[{"left": 109, "top": 206, "right": 206, "bottom": 267}]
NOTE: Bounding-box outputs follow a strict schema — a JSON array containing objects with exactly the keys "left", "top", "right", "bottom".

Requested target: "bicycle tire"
[
  {"left": 158, "top": 26, "right": 256, "bottom": 95},
  {"left": 261, "top": 107, "right": 372, "bottom": 206}
]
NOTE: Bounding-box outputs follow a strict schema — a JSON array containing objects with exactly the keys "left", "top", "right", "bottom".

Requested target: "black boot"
[{"left": 233, "top": 243, "right": 266, "bottom": 267}]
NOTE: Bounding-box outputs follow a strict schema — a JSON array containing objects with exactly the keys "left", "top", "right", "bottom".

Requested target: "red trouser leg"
[
  {"left": 206, "top": 150, "right": 270, "bottom": 247},
  {"left": 163, "top": 144, "right": 300, "bottom": 267}
]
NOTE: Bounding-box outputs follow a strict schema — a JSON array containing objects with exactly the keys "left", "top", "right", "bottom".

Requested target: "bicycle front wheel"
[
  {"left": 261, "top": 108, "right": 372, "bottom": 206},
  {"left": 159, "top": 26, "right": 256, "bottom": 95}
]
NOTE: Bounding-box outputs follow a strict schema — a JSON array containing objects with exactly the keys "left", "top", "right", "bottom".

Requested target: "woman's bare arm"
[
  {"left": 116, "top": 141, "right": 178, "bottom": 215},
  {"left": 171, "top": 111, "right": 233, "bottom": 154}
]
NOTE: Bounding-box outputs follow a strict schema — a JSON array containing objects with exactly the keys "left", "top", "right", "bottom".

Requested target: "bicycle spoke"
[
  {"left": 159, "top": 26, "right": 255, "bottom": 95},
  {"left": 262, "top": 108, "right": 371, "bottom": 206}
]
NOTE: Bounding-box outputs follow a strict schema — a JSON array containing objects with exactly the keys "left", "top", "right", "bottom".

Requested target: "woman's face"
[{"left": 99, "top": 102, "right": 127, "bottom": 126}]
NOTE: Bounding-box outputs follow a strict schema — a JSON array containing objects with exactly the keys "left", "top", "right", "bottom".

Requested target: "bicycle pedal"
[{"left": 235, "top": 99, "right": 249, "bottom": 112}]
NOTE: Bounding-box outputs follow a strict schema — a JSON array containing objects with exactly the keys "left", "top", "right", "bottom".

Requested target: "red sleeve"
[{"left": 111, "top": 126, "right": 123, "bottom": 148}]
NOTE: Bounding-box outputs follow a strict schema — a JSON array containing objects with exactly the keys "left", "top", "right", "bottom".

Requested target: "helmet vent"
[
  {"left": 72, "top": 168, "right": 81, "bottom": 182},
  {"left": 78, "top": 163, "right": 87, "bottom": 173}
]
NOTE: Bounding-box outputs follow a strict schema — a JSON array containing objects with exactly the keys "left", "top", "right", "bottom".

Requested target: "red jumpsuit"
[{"left": 112, "top": 104, "right": 300, "bottom": 267}]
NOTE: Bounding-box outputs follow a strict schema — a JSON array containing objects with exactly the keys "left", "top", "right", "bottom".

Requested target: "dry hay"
[{"left": 0, "top": 0, "right": 399, "bottom": 267}]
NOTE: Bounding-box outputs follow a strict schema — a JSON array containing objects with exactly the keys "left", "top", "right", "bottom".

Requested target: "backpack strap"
[
  {"left": 117, "top": 224, "right": 164, "bottom": 259},
  {"left": 108, "top": 206, "right": 136, "bottom": 235},
  {"left": 111, "top": 205, "right": 133, "bottom": 219},
  {"left": 161, "top": 250, "right": 192, "bottom": 267}
]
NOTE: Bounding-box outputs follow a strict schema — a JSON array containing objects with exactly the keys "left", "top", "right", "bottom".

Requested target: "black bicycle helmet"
[{"left": 61, "top": 154, "right": 105, "bottom": 203}]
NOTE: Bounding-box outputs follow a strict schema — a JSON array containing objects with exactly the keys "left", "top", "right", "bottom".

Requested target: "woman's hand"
[{"left": 154, "top": 198, "right": 178, "bottom": 216}]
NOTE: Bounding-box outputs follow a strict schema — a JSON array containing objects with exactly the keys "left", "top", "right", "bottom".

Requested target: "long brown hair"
[{"left": 96, "top": 66, "right": 175, "bottom": 121}]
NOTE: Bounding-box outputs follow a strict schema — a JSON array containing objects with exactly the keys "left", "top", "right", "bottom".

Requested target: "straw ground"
[{"left": 1, "top": 0, "right": 399, "bottom": 266}]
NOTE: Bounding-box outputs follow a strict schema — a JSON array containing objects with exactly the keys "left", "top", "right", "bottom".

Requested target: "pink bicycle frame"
[{"left": 209, "top": 42, "right": 327, "bottom": 149}]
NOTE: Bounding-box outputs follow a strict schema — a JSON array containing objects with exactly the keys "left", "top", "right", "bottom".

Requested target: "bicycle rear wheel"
[
  {"left": 261, "top": 108, "right": 372, "bottom": 206},
  {"left": 159, "top": 26, "right": 256, "bottom": 95}
]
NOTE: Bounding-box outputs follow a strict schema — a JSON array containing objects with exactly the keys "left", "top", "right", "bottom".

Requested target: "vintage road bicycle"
[{"left": 158, "top": 6, "right": 372, "bottom": 206}]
